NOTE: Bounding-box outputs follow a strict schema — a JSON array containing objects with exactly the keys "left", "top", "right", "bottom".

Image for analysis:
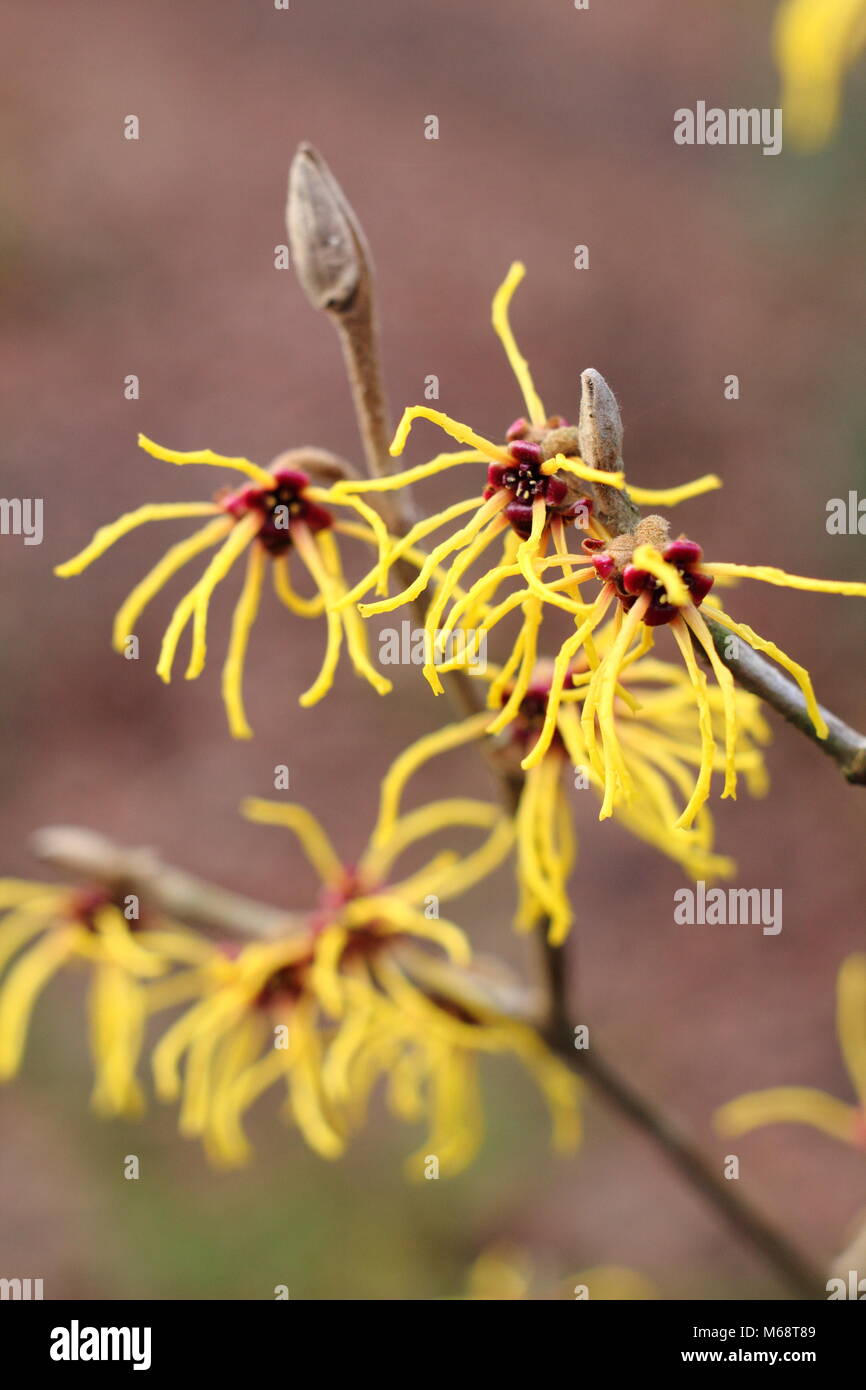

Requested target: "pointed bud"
[
  {"left": 286, "top": 144, "right": 366, "bottom": 313},
  {"left": 577, "top": 368, "right": 623, "bottom": 474}
]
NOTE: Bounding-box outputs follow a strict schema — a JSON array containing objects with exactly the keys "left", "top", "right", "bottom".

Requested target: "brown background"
[{"left": 0, "top": 0, "right": 864, "bottom": 1298}]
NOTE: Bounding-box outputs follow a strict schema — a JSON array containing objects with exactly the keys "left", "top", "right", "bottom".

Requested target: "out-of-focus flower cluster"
[{"left": 0, "top": 756, "right": 579, "bottom": 1175}]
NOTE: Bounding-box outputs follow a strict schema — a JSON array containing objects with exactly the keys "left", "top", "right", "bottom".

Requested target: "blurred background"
[{"left": 0, "top": 0, "right": 864, "bottom": 1299}]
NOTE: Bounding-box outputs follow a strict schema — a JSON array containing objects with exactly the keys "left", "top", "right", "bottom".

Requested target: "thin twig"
[
  {"left": 552, "top": 1029, "right": 824, "bottom": 1299},
  {"left": 31, "top": 826, "right": 300, "bottom": 939},
  {"left": 705, "top": 617, "right": 866, "bottom": 782}
]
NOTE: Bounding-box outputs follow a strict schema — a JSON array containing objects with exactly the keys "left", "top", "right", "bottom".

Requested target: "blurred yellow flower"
[
  {"left": 774, "top": 0, "right": 866, "bottom": 149},
  {"left": 379, "top": 645, "right": 770, "bottom": 943},
  {"left": 463, "top": 1242, "right": 656, "bottom": 1300},
  {"left": 152, "top": 765, "right": 579, "bottom": 1173},
  {"left": 0, "top": 880, "right": 211, "bottom": 1117},
  {"left": 716, "top": 954, "right": 866, "bottom": 1151}
]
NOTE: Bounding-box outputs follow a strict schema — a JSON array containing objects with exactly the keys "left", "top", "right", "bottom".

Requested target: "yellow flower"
[
  {"left": 152, "top": 770, "right": 579, "bottom": 1173},
  {"left": 517, "top": 515, "right": 866, "bottom": 829},
  {"left": 55, "top": 437, "right": 403, "bottom": 737},
  {"left": 326, "top": 263, "right": 720, "bottom": 695},
  {"left": 151, "top": 931, "right": 341, "bottom": 1165},
  {"left": 463, "top": 1243, "right": 656, "bottom": 1300},
  {"left": 774, "top": 0, "right": 866, "bottom": 149},
  {"left": 716, "top": 954, "right": 866, "bottom": 1151},
  {"left": 0, "top": 879, "right": 210, "bottom": 1117},
  {"left": 376, "top": 648, "right": 770, "bottom": 943}
]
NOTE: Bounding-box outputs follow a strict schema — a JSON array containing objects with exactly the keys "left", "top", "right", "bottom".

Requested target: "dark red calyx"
[
  {"left": 590, "top": 552, "right": 616, "bottom": 580},
  {"left": 621, "top": 563, "right": 650, "bottom": 595},
  {"left": 254, "top": 959, "right": 311, "bottom": 1009},
  {"left": 496, "top": 673, "right": 567, "bottom": 754},
  {"left": 484, "top": 438, "right": 577, "bottom": 537},
  {"left": 663, "top": 537, "right": 703, "bottom": 567},
  {"left": 221, "top": 467, "right": 332, "bottom": 555},
  {"left": 590, "top": 533, "right": 713, "bottom": 626},
  {"left": 506, "top": 414, "right": 569, "bottom": 445}
]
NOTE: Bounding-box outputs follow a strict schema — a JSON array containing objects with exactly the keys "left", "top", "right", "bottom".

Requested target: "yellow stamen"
[
  {"left": 390, "top": 406, "right": 510, "bottom": 464},
  {"left": 702, "top": 603, "right": 828, "bottom": 739},
  {"left": 540, "top": 452, "right": 626, "bottom": 491},
  {"left": 514, "top": 497, "right": 592, "bottom": 618},
  {"left": 0, "top": 898, "right": 60, "bottom": 973},
  {"left": 372, "top": 712, "right": 492, "bottom": 847},
  {"left": 422, "top": 514, "right": 510, "bottom": 693},
  {"left": 487, "top": 597, "right": 543, "bottom": 734},
  {"left": 683, "top": 605, "right": 738, "bottom": 799},
  {"left": 704, "top": 562, "right": 866, "bottom": 597},
  {"left": 359, "top": 490, "right": 509, "bottom": 618},
  {"left": 292, "top": 524, "right": 344, "bottom": 705},
  {"left": 186, "top": 513, "right": 261, "bottom": 680},
  {"left": 317, "top": 530, "right": 391, "bottom": 696},
  {"left": 490, "top": 262, "right": 546, "bottom": 428},
  {"left": 520, "top": 585, "right": 615, "bottom": 769},
  {"left": 240, "top": 797, "right": 343, "bottom": 886},
  {"left": 330, "top": 450, "right": 485, "bottom": 494},
  {"left": 631, "top": 544, "right": 689, "bottom": 608},
  {"left": 308, "top": 486, "right": 390, "bottom": 591},
  {"left": 628, "top": 475, "right": 722, "bottom": 506},
  {"left": 0, "top": 927, "right": 81, "bottom": 1077},
  {"left": 716, "top": 1087, "right": 857, "bottom": 1144},
  {"left": 111, "top": 517, "right": 232, "bottom": 651},
  {"left": 272, "top": 553, "right": 325, "bottom": 617},
  {"left": 591, "top": 593, "right": 650, "bottom": 817},
  {"left": 362, "top": 797, "right": 499, "bottom": 882},
  {"left": 55, "top": 503, "right": 220, "bottom": 577},
  {"left": 837, "top": 953, "right": 866, "bottom": 1107},
  {"left": 137, "top": 434, "right": 276, "bottom": 487},
  {"left": 333, "top": 497, "right": 482, "bottom": 610},
  {"left": 344, "top": 897, "right": 471, "bottom": 965},
  {"left": 221, "top": 542, "right": 266, "bottom": 739},
  {"left": 669, "top": 614, "right": 716, "bottom": 829}
]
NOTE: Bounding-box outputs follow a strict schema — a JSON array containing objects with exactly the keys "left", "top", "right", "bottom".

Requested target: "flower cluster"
[
  {"left": 1, "top": 756, "right": 579, "bottom": 1175},
  {"left": 323, "top": 265, "right": 864, "bottom": 840},
  {"left": 41, "top": 250, "right": 866, "bottom": 1187}
]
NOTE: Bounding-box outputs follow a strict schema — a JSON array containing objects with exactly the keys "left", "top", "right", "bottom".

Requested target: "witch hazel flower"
[
  {"left": 522, "top": 512, "right": 866, "bottom": 829},
  {"left": 55, "top": 437, "right": 398, "bottom": 737}
]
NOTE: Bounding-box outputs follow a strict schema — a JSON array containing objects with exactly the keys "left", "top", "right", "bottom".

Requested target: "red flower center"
[
  {"left": 483, "top": 422, "right": 591, "bottom": 539},
  {"left": 220, "top": 467, "right": 333, "bottom": 555},
  {"left": 585, "top": 535, "right": 714, "bottom": 627}
]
